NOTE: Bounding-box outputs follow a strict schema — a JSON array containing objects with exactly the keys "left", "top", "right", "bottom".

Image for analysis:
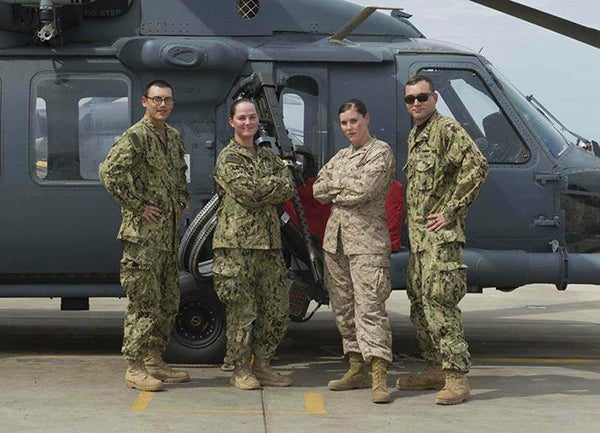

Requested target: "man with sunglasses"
[
  {"left": 100, "top": 80, "right": 191, "bottom": 391},
  {"left": 397, "top": 75, "right": 488, "bottom": 405}
]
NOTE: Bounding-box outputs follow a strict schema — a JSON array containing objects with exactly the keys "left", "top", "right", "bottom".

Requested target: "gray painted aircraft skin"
[{"left": 0, "top": 0, "right": 599, "bottom": 362}]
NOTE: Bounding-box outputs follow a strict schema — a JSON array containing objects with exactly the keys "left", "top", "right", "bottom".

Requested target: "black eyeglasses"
[
  {"left": 404, "top": 92, "right": 433, "bottom": 104},
  {"left": 146, "top": 96, "right": 175, "bottom": 105}
]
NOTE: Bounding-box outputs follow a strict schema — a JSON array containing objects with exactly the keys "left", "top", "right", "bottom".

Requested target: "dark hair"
[
  {"left": 405, "top": 74, "right": 435, "bottom": 93},
  {"left": 229, "top": 98, "right": 256, "bottom": 118},
  {"left": 144, "top": 80, "right": 174, "bottom": 97},
  {"left": 338, "top": 98, "right": 368, "bottom": 116}
]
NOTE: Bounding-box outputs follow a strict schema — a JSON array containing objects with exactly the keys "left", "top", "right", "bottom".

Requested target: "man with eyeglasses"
[
  {"left": 100, "top": 80, "right": 190, "bottom": 391},
  {"left": 396, "top": 74, "right": 488, "bottom": 405}
]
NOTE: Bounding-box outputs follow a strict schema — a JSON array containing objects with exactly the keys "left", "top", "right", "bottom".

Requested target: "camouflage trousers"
[
  {"left": 407, "top": 242, "right": 471, "bottom": 373},
  {"left": 324, "top": 249, "right": 393, "bottom": 363},
  {"left": 212, "top": 248, "right": 289, "bottom": 366},
  {"left": 120, "top": 241, "right": 179, "bottom": 362}
]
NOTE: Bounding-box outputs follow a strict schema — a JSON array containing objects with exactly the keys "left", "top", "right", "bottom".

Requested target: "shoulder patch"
[
  {"left": 224, "top": 154, "right": 243, "bottom": 165},
  {"left": 128, "top": 132, "right": 141, "bottom": 148}
]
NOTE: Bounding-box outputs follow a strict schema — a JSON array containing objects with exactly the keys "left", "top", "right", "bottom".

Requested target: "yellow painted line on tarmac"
[
  {"left": 474, "top": 357, "right": 600, "bottom": 365},
  {"left": 147, "top": 408, "right": 268, "bottom": 415},
  {"left": 131, "top": 391, "right": 154, "bottom": 412},
  {"left": 303, "top": 392, "right": 327, "bottom": 415},
  {"left": 131, "top": 391, "right": 327, "bottom": 415}
]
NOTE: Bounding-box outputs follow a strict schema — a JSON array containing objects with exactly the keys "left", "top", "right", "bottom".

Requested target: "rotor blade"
[{"left": 469, "top": 0, "right": 600, "bottom": 49}]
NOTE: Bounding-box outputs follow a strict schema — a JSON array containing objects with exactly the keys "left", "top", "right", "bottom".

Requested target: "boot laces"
[
  {"left": 445, "top": 372, "right": 466, "bottom": 390},
  {"left": 236, "top": 364, "right": 254, "bottom": 377}
]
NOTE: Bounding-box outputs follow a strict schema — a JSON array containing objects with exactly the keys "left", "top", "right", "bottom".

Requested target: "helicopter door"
[
  {"left": 409, "top": 66, "right": 559, "bottom": 251},
  {"left": 277, "top": 71, "right": 327, "bottom": 172},
  {"left": 0, "top": 64, "right": 131, "bottom": 278}
]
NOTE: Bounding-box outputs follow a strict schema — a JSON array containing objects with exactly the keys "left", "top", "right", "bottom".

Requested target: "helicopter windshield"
[
  {"left": 423, "top": 68, "right": 529, "bottom": 164},
  {"left": 487, "top": 65, "right": 569, "bottom": 158}
]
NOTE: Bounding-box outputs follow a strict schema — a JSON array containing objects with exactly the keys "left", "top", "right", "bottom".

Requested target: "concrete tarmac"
[{"left": 0, "top": 284, "right": 599, "bottom": 433}]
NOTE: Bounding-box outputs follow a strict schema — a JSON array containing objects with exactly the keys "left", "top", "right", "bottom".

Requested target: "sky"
[{"left": 346, "top": 0, "right": 600, "bottom": 140}]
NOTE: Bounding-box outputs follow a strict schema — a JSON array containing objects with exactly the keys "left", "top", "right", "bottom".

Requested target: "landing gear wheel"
[{"left": 164, "top": 272, "right": 226, "bottom": 364}]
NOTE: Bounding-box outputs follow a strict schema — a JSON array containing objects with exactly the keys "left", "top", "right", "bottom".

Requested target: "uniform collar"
[
  {"left": 141, "top": 115, "right": 172, "bottom": 141},
  {"left": 409, "top": 111, "right": 439, "bottom": 152},
  {"left": 350, "top": 136, "right": 377, "bottom": 153},
  {"left": 229, "top": 138, "right": 260, "bottom": 158}
]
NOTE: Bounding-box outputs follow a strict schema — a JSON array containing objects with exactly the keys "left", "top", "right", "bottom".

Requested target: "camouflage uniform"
[
  {"left": 99, "top": 115, "right": 190, "bottom": 362},
  {"left": 313, "top": 138, "right": 395, "bottom": 363},
  {"left": 212, "top": 138, "right": 294, "bottom": 366},
  {"left": 404, "top": 111, "right": 488, "bottom": 373}
]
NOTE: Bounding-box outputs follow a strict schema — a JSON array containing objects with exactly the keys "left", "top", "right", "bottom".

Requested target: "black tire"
[{"left": 164, "top": 272, "right": 226, "bottom": 364}]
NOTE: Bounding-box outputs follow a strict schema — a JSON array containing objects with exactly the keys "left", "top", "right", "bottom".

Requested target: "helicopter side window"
[
  {"left": 422, "top": 69, "right": 528, "bottom": 164},
  {"left": 34, "top": 98, "right": 49, "bottom": 179},
  {"left": 31, "top": 74, "right": 130, "bottom": 182},
  {"left": 281, "top": 75, "right": 320, "bottom": 177},
  {"left": 78, "top": 97, "right": 130, "bottom": 180},
  {"left": 0, "top": 82, "right": 2, "bottom": 176},
  {"left": 282, "top": 93, "right": 305, "bottom": 148}
]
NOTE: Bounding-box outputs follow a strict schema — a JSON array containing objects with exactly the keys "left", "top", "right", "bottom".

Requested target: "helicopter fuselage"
[{"left": 1, "top": 0, "right": 599, "bottom": 362}]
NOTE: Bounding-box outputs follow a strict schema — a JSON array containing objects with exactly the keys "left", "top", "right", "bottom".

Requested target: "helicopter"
[{"left": 0, "top": 0, "right": 599, "bottom": 364}]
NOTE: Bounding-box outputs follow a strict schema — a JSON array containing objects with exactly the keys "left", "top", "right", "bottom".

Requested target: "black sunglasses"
[{"left": 404, "top": 92, "right": 433, "bottom": 104}]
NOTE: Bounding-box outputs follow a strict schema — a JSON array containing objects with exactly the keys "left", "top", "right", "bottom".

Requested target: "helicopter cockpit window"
[
  {"left": 31, "top": 74, "right": 130, "bottom": 182},
  {"left": 487, "top": 65, "right": 569, "bottom": 158},
  {"left": 422, "top": 69, "right": 528, "bottom": 164}
]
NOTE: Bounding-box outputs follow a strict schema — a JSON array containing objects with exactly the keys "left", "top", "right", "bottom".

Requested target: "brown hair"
[
  {"left": 229, "top": 98, "right": 256, "bottom": 119},
  {"left": 338, "top": 98, "right": 368, "bottom": 116},
  {"left": 405, "top": 74, "right": 435, "bottom": 93}
]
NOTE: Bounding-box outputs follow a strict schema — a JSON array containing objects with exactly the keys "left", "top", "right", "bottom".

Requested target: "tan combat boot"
[
  {"left": 230, "top": 362, "right": 262, "bottom": 390},
  {"left": 328, "top": 352, "right": 371, "bottom": 391},
  {"left": 252, "top": 359, "right": 292, "bottom": 387},
  {"left": 144, "top": 350, "right": 190, "bottom": 383},
  {"left": 371, "top": 357, "right": 391, "bottom": 404},
  {"left": 395, "top": 363, "right": 445, "bottom": 391},
  {"left": 435, "top": 370, "right": 470, "bottom": 405},
  {"left": 125, "top": 361, "right": 164, "bottom": 392}
]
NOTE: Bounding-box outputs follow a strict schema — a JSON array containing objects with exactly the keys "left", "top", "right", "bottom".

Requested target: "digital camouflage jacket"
[
  {"left": 99, "top": 116, "right": 190, "bottom": 251},
  {"left": 404, "top": 111, "right": 489, "bottom": 252},
  {"left": 212, "top": 139, "right": 294, "bottom": 250}
]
